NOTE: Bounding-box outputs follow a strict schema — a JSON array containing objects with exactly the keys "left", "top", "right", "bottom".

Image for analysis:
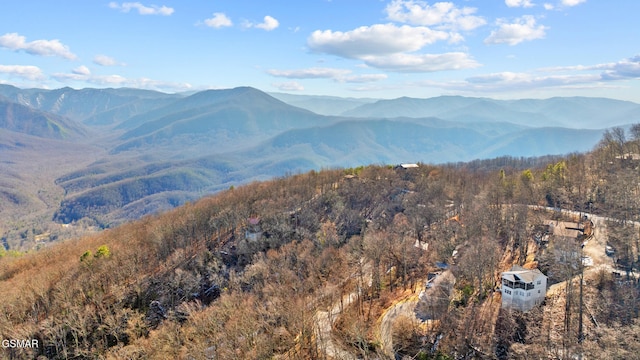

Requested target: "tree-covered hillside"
[{"left": 1, "top": 126, "right": 640, "bottom": 359}]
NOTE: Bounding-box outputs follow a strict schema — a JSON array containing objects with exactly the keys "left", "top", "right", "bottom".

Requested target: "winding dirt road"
[
  {"left": 378, "top": 294, "right": 420, "bottom": 359},
  {"left": 314, "top": 292, "right": 358, "bottom": 360}
]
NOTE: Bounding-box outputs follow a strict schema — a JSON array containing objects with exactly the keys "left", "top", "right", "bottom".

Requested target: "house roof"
[
  {"left": 502, "top": 266, "right": 545, "bottom": 283},
  {"left": 615, "top": 153, "right": 640, "bottom": 161},
  {"left": 398, "top": 163, "right": 419, "bottom": 168},
  {"left": 547, "top": 220, "right": 584, "bottom": 239}
]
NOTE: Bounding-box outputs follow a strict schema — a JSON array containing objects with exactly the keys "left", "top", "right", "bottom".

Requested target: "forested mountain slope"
[
  {"left": 0, "top": 98, "right": 86, "bottom": 139},
  {"left": 1, "top": 85, "right": 635, "bottom": 253},
  {"left": 0, "top": 84, "right": 181, "bottom": 124},
  {"left": 2, "top": 127, "right": 640, "bottom": 359}
]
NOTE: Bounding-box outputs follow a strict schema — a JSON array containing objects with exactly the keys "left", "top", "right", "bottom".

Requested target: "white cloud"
[
  {"left": 254, "top": 16, "right": 280, "bottom": 31},
  {"left": 537, "top": 64, "right": 604, "bottom": 72},
  {"left": 467, "top": 71, "right": 534, "bottom": 84},
  {"left": 505, "top": 0, "right": 535, "bottom": 8},
  {"left": 0, "top": 33, "right": 24, "bottom": 49},
  {"left": 484, "top": 16, "right": 547, "bottom": 45},
  {"left": 87, "top": 74, "right": 128, "bottom": 85},
  {"left": 385, "top": 0, "right": 486, "bottom": 31},
  {"left": 600, "top": 55, "right": 640, "bottom": 80},
  {"left": 109, "top": 2, "right": 174, "bottom": 16},
  {"left": 0, "top": 64, "right": 45, "bottom": 80},
  {"left": 543, "top": 0, "right": 585, "bottom": 10},
  {"left": 549, "top": 55, "right": 640, "bottom": 81},
  {"left": 342, "top": 74, "right": 389, "bottom": 83},
  {"left": 127, "top": 78, "right": 193, "bottom": 92},
  {"left": 414, "top": 55, "right": 640, "bottom": 94},
  {"left": 204, "top": 13, "right": 233, "bottom": 28},
  {"left": 466, "top": 71, "right": 600, "bottom": 88},
  {"left": 242, "top": 15, "right": 280, "bottom": 31},
  {"left": 268, "top": 67, "right": 351, "bottom": 79},
  {"left": 537, "top": 55, "right": 640, "bottom": 81},
  {"left": 308, "top": 24, "right": 449, "bottom": 59},
  {"left": 93, "top": 54, "right": 124, "bottom": 66},
  {"left": 361, "top": 52, "right": 480, "bottom": 72},
  {"left": 561, "top": 0, "right": 586, "bottom": 6},
  {"left": 50, "top": 70, "right": 92, "bottom": 82},
  {"left": 0, "top": 33, "right": 76, "bottom": 60},
  {"left": 306, "top": 2, "right": 486, "bottom": 74},
  {"left": 308, "top": 20, "right": 479, "bottom": 73},
  {"left": 52, "top": 72, "right": 88, "bottom": 82},
  {"left": 272, "top": 81, "right": 304, "bottom": 91},
  {"left": 418, "top": 72, "right": 601, "bottom": 94},
  {"left": 267, "top": 67, "right": 387, "bottom": 83},
  {"left": 52, "top": 70, "right": 192, "bottom": 92},
  {"left": 72, "top": 65, "right": 91, "bottom": 76}
]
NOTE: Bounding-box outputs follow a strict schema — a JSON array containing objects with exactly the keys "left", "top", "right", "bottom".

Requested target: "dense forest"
[{"left": 1, "top": 125, "right": 640, "bottom": 359}]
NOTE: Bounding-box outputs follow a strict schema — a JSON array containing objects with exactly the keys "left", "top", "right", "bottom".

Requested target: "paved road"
[
  {"left": 314, "top": 262, "right": 372, "bottom": 360},
  {"left": 379, "top": 295, "right": 420, "bottom": 359},
  {"left": 378, "top": 271, "right": 455, "bottom": 359},
  {"left": 528, "top": 205, "right": 640, "bottom": 228},
  {"left": 314, "top": 292, "right": 358, "bottom": 360}
]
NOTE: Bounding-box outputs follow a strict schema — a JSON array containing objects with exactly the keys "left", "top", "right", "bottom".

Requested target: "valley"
[{"left": 0, "top": 130, "right": 105, "bottom": 249}]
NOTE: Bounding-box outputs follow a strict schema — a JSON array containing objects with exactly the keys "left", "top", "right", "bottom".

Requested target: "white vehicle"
[{"left": 605, "top": 245, "right": 616, "bottom": 256}]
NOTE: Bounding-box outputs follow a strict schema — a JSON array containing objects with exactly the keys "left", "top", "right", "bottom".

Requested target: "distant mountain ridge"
[
  {"left": 341, "top": 95, "right": 640, "bottom": 129},
  {"left": 238, "top": 119, "right": 605, "bottom": 168},
  {"left": 1, "top": 85, "right": 636, "bottom": 239},
  {"left": 0, "top": 98, "right": 86, "bottom": 139},
  {"left": 111, "top": 87, "right": 344, "bottom": 156},
  {"left": 117, "top": 87, "right": 326, "bottom": 135},
  {"left": 269, "top": 92, "right": 377, "bottom": 116},
  {"left": 0, "top": 84, "right": 182, "bottom": 125}
]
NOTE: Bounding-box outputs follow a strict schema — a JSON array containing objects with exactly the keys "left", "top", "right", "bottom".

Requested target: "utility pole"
[{"left": 578, "top": 267, "right": 584, "bottom": 343}]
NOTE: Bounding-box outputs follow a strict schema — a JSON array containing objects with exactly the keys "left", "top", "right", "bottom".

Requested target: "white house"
[
  {"left": 395, "top": 163, "right": 419, "bottom": 169},
  {"left": 501, "top": 266, "right": 547, "bottom": 312},
  {"left": 245, "top": 217, "right": 262, "bottom": 242}
]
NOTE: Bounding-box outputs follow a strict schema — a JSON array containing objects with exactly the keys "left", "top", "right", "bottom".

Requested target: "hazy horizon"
[{"left": 1, "top": 1, "right": 639, "bottom": 102}]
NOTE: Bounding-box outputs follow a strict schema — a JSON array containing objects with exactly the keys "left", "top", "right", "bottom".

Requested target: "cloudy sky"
[{"left": 1, "top": 0, "right": 639, "bottom": 101}]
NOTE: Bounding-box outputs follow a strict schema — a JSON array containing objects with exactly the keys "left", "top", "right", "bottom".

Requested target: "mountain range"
[
  {"left": 341, "top": 95, "right": 640, "bottom": 129},
  {"left": 0, "top": 97, "right": 86, "bottom": 139},
  {"left": 2, "top": 84, "right": 639, "bottom": 248}
]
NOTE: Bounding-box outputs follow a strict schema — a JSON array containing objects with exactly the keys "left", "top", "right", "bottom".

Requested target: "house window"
[
  {"left": 538, "top": 290, "right": 541, "bottom": 294},
  {"left": 504, "top": 289, "right": 511, "bottom": 295},
  {"left": 527, "top": 293, "right": 531, "bottom": 297},
  {"left": 537, "top": 280, "right": 541, "bottom": 285},
  {"left": 524, "top": 283, "right": 534, "bottom": 290}
]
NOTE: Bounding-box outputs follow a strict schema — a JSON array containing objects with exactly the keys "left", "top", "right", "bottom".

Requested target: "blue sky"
[{"left": 1, "top": 0, "right": 639, "bottom": 101}]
